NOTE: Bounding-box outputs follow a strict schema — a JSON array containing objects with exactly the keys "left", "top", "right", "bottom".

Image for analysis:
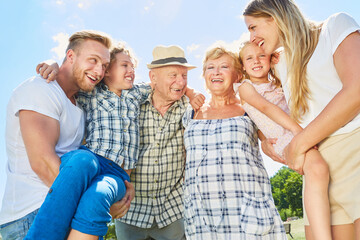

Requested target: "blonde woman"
[{"left": 243, "top": 0, "right": 360, "bottom": 239}]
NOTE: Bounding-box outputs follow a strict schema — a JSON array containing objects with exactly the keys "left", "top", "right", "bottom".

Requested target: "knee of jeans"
[
  {"left": 62, "top": 150, "right": 100, "bottom": 176},
  {"left": 94, "top": 176, "right": 127, "bottom": 204}
]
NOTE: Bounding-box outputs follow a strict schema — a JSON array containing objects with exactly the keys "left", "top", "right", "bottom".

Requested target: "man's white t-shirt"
[
  {"left": 0, "top": 76, "right": 85, "bottom": 224},
  {"left": 276, "top": 12, "right": 360, "bottom": 136}
]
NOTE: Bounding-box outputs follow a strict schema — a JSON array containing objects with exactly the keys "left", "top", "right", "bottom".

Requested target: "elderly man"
[
  {"left": 115, "top": 45, "right": 196, "bottom": 240},
  {"left": 0, "top": 30, "right": 111, "bottom": 239}
]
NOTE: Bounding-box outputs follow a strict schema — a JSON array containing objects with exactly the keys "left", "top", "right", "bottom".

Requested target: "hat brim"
[{"left": 147, "top": 62, "right": 196, "bottom": 70}]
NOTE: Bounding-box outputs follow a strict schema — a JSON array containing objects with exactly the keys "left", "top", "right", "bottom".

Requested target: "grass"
[{"left": 286, "top": 218, "right": 306, "bottom": 240}]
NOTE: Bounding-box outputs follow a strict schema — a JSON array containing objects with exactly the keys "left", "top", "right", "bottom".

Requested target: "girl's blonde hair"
[
  {"left": 243, "top": 0, "right": 322, "bottom": 122},
  {"left": 239, "top": 41, "right": 282, "bottom": 88}
]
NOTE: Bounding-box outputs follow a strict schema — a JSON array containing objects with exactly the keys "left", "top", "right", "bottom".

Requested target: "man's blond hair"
[{"left": 66, "top": 30, "right": 112, "bottom": 54}]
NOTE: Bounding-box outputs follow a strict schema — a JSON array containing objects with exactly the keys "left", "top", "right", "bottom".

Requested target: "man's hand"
[
  {"left": 36, "top": 61, "right": 59, "bottom": 83},
  {"left": 189, "top": 93, "right": 205, "bottom": 112},
  {"left": 110, "top": 181, "right": 135, "bottom": 219}
]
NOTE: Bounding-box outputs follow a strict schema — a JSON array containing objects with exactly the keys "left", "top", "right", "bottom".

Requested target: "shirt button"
[
  {"left": 48, "top": 188, "right": 53, "bottom": 193},
  {"left": 124, "top": 129, "right": 127, "bottom": 132},
  {"left": 155, "top": 160, "right": 158, "bottom": 164},
  {"left": 156, "top": 143, "right": 159, "bottom": 147},
  {"left": 154, "top": 179, "right": 158, "bottom": 183}
]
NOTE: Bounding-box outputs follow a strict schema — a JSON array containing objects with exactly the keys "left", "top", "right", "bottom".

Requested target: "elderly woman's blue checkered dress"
[{"left": 182, "top": 109, "right": 286, "bottom": 240}]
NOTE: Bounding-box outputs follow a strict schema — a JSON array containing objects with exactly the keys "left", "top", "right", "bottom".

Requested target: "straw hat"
[{"left": 147, "top": 45, "right": 196, "bottom": 70}]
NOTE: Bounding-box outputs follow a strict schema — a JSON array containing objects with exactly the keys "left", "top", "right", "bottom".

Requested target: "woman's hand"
[
  {"left": 261, "top": 138, "right": 286, "bottom": 164},
  {"left": 110, "top": 181, "right": 135, "bottom": 219},
  {"left": 36, "top": 61, "right": 59, "bottom": 82},
  {"left": 284, "top": 138, "right": 306, "bottom": 175}
]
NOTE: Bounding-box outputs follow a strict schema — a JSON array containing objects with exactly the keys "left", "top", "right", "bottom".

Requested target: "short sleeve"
[
  {"left": 326, "top": 13, "right": 360, "bottom": 54},
  {"left": 233, "top": 82, "right": 241, "bottom": 96},
  {"left": 131, "top": 83, "right": 152, "bottom": 104},
  {"left": 233, "top": 79, "right": 252, "bottom": 99},
  {"left": 11, "top": 77, "right": 63, "bottom": 121}
]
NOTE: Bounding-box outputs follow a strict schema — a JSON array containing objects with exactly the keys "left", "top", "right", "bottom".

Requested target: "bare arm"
[
  {"left": 238, "top": 82, "right": 302, "bottom": 134},
  {"left": 258, "top": 130, "right": 286, "bottom": 164},
  {"left": 19, "top": 110, "right": 61, "bottom": 187},
  {"left": 185, "top": 86, "right": 206, "bottom": 111},
  {"left": 286, "top": 32, "right": 360, "bottom": 172}
]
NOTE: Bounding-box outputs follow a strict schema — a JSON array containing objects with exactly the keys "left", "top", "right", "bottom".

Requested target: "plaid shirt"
[
  {"left": 119, "top": 94, "right": 188, "bottom": 228},
  {"left": 76, "top": 82, "right": 151, "bottom": 169}
]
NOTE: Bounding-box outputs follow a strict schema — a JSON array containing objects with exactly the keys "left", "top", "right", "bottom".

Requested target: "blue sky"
[{"left": 0, "top": 0, "right": 359, "bottom": 208}]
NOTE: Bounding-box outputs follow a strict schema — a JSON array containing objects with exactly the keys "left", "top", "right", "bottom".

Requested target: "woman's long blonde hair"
[{"left": 243, "top": 0, "right": 322, "bottom": 122}]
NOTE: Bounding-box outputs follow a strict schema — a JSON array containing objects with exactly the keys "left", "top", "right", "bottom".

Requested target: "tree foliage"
[
  {"left": 104, "top": 220, "right": 117, "bottom": 240},
  {"left": 270, "top": 166, "right": 303, "bottom": 220}
]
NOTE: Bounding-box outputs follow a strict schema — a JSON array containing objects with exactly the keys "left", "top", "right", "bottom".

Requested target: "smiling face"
[
  {"left": 244, "top": 15, "right": 281, "bottom": 55},
  {"left": 204, "top": 54, "right": 241, "bottom": 96},
  {"left": 150, "top": 65, "right": 188, "bottom": 103},
  {"left": 104, "top": 52, "right": 135, "bottom": 94},
  {"left": 71, "top": 39, "right": 110, "bottom": 92},
  {"left": 240, "top": 42, "right": 271, "bottom": 83}
]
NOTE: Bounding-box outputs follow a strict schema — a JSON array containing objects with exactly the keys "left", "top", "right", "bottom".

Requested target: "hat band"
[{"left": 151, "top": 57, "right": 188, "bottom": 65}]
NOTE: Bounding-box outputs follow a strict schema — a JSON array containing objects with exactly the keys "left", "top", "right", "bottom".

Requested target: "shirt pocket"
[
  {"left": 96, "top": 97, "right": 115, "bottom": 112},
  {"left": 239, "top": 193, "right": 275, "bottom": 235}
]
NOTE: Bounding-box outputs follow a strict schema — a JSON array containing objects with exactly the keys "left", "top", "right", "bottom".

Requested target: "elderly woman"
[
  {"left": 182, "top": 46, "right": 286, "bottom": 240},
  {"left": 243, "top": 0, "right": 360, "bottom": 239}
]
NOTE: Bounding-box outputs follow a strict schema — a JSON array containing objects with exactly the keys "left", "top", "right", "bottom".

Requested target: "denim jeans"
[
  {"left": 25, "top": 146, "right": 130, "bottom": 240},
  {"left": 0, "top": 209, "right": 39, "bottom": 240}
]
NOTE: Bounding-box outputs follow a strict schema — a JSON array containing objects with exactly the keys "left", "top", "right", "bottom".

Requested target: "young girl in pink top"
[{"left": 234, "top": 41, "right": 331, "bottom": 240}]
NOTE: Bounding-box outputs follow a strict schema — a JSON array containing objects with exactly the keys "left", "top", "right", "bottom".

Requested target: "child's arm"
[
  {"left": 36, "top": 61, "right": 59, "bottom": 82},
  {"left": 185, "top": 86, "right": 206, "bottom": 112},
  {"left": 238, "top": 82, "right": 302, "bottom": 135}
]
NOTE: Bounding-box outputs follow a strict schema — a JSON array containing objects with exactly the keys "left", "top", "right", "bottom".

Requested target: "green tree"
[
  {"left": 270, "top": 166, "right": 293, "bottom": 209},
  {"left": 270, "top": 166, "right": 303, "bottom": 220},
  {"left": 104, "top": 220, "right": 117, "bottom": 240},
  {"left": 284, "top": 171, "right": 303, "bottom": 216}
]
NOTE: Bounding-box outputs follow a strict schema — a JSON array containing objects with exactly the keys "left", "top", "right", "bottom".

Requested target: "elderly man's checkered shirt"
[{"left": 120, "top": 95, "right": 188, "bottom": 228}]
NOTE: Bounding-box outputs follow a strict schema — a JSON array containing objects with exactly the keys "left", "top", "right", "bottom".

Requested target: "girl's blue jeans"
[{"left": 24, "top": 146, "right": 130, "bottom": 240}]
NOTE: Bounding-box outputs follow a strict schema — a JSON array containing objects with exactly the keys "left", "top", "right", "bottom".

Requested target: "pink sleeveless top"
[{"left": 234, "top": 79, "right": 293, "bottom": 158}]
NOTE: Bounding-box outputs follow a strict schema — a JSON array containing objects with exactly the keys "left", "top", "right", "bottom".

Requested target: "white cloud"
[
  {"left": 187, "top": 43, "right": 200, "bottom": 54},
  {"left": 51, "top": 32, "right": 69, "bottom": 61},
  {"left": 56, "top": 0, "right": 64, "bottom": 5},
  {"left": 204, "top": 32, "right": 250, "bottom": 54},
  {"left": 144, "top": 1, "right": 154, "bottom": 12}
]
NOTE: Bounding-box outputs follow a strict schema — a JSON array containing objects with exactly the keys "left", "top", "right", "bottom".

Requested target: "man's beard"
[{"left": 72, "top": 63, "right": 95, "bottom": 92}]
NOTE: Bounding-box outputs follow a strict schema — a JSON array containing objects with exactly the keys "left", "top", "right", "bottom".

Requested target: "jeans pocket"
[{"left": 0, "top": 209, "right": 38, "bottom": 240}]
